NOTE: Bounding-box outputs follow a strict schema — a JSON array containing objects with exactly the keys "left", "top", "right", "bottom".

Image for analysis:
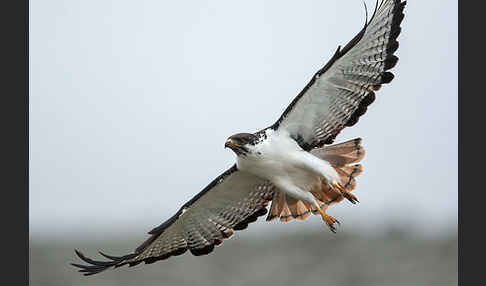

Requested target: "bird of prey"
[{"left": 72, "top": 0, "right": 406, "bottom": 276}]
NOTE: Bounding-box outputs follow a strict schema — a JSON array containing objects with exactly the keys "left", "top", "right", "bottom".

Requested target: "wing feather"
[
  {"left": 72, "top": 165, "right": 275, "bottom": 275},
  {"left": 272, "top": 0, "right": 406, "bottom": 150}
]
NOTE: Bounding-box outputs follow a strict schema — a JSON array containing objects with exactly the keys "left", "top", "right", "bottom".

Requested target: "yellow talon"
[
  {"left": 316, "top": 205, "right": 339, "bottom": 233},
  {"left": 333, "top": 182, "right": 346, "bottom": 193},
  {"left": 333, "top": 182, "right": 359, "bottom": 204}
]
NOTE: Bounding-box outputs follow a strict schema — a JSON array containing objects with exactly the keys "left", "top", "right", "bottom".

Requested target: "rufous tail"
[{"left": 266, "top": 138, "right": 364, "bottom": 222}]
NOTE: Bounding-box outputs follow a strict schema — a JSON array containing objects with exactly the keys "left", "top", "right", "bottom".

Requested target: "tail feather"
[
  {"left": 279, "top": 200, "right": 293, "bottom": 222},
  {"left": 266, "top": 137, "right": 365, "bottom": 222},
  {"left": 285, "top": 196, "right": 299, "bottom": 218},
  {"left": 313, "top": 138, "right": 365, "bottom": 167},
  {"left": 341, "top": 164, "right": 363, "bottom": 177},
  {"left": 286, "top": 197, "right": 311, "bottom": 221},
  {"left": 338, "top": 164, "right": 363, "bottom": 191},
  {"left": 267, "top": 192, "right": 285, "bottom": 221}
]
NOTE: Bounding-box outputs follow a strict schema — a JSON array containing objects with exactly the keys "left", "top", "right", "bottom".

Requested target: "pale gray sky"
[{"left": 30, "top": 0, "right": 457, "bottom": 239}]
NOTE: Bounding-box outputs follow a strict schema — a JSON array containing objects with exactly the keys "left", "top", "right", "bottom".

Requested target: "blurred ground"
[{"left": 30, "top": 228, "right": 457, "bottom": 286}]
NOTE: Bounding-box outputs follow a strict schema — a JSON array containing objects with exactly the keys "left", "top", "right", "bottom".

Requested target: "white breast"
[{"left": 236, "top": 129, "right": 319, "bottom": 190}]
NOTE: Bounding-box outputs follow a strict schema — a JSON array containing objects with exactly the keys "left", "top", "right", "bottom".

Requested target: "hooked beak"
[
  {"left": 224, "top": 138, "right": 249, "bottom": 155},
  {"left": 225, "top": 138, "right": 237, "bottom": 149}
]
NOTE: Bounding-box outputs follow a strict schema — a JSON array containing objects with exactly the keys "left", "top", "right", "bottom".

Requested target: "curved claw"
[
  {"left": 322, "top": 214, "right": 339, "bottom": 233},
  {"left": 315, "top": 204, "right": 340, "bottom": 233}
]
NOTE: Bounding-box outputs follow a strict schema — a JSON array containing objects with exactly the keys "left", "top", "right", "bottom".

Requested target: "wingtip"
[
  {"left": 74, "top": 249, "right": 85, "bottom": 260},
  {"left": 362, "top": 0, "right": 369, "bottom": 26},
  {"left": 70, "top": 262, "right": 84, "bottom": 269},
  {"left": 98, "top": 250, "right": 120, "bottom": 261}
]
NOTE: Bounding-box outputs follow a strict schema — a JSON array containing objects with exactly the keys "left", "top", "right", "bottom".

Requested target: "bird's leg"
[
  {"left": 298, "top": 152, "right": 359, "bottom": 204},
  {"left": 315, "top": 204, "right": 339, "bottom": 233},
  {"left": 275, "top": 179, "right": 340, "bottom": 233},
  {"left": 332, "top": 182, "right": 359, "bottom": 204}
]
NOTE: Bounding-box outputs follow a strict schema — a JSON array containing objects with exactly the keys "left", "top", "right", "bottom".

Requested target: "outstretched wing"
[
  {"left": 72, "top": 165, "right": 275, "bottom": 276},
  {"left": 272, "top": 0, "right": 406, "bottom": 150}
]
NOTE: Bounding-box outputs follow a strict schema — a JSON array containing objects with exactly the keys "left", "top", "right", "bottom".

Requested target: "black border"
[
  {"left": 458, "top": 1, "right": 481, "bottom": 286},
  {"left": 0, "top": 0, "right": 28, "bottom": 285}
]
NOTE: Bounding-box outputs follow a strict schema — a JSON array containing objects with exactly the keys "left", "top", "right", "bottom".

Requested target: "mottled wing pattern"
[
  {"left": 72, "top": 165, "right": 275, "bottom": 276},
  {"left": 273, "top": 0, "right": 406, "bottom": 150}
]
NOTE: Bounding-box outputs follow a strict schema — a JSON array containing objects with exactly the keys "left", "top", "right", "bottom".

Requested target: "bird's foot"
[
  {"left": 317, "top": 207, "right": 339, "bottom": 233},
  {"left": 333, "top": 183, "right": 359, "bottom": 204}
]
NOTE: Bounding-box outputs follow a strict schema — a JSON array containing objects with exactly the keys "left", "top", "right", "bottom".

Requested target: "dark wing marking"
[
  {"left": 272, "top": 0, "right": 406, "bottom": 150},
  {"left": 71, "top": 165, "right": 275, "bottom": 276}
]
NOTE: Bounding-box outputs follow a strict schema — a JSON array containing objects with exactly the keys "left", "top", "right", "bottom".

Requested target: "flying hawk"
[{"left": 72, "top": 0, "right": 406, "bottom": 276}]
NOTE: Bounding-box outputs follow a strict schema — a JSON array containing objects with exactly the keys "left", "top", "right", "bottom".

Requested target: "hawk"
[{"left": 72, "top": 0, "right": 406, "bottom": 276}]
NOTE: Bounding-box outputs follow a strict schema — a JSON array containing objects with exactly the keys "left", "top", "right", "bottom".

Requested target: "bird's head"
[{"left": 224, "top": 133, "right": 259, "bottom": 156}]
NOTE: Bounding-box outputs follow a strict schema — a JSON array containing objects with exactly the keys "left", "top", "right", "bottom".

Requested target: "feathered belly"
[{"left": 237, "top": 153, "right": 320, "bottom": 192}]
